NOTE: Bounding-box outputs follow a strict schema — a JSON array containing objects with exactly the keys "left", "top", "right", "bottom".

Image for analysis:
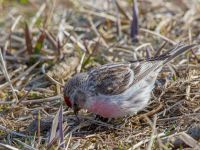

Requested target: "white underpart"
[
  {"left": 123, "top": 66, "right": 162, "bottom": 115},
  {"left": 86, "top": 66, "right": 162, "bottom": 117}
]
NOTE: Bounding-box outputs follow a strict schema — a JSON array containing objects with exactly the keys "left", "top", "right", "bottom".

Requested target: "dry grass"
[{"left": 0, "top": 0, "right": 200, "bottom": 149}]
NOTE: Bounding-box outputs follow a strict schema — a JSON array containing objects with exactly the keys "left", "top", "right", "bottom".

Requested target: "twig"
[
  {"left": 30, "top": 3, "right": 46, "bottom": 29},
  {"left": 129, "top": 132, "right": 165, "bottom": 149},
  {"left": 59, "top": 105, "right": 65, "bottom": 148},
  {"left": 135, "top": 43, "right": 153, "bottom": 51},
  {"left": 138, "top": 103, "right": 164, "bottom": 119},
  {"left": 21, "top": 95, "right": 62, "bottom": 105},
  {"left": 0, "top": 125, "right": 28, "bottom": 138},
  {"left": 154, "top": 41, "right": 167, "bottom": 57},
  {"left": 78, "top": 9, "right": 117, "bottom": 22},
  {"left": 0, "top": 61, "right": 40, "bottom": 90},
  {"left": 42, "top": 63, "right": 64, "bottom": 87},
  {"left": 0, "top": 143, "right": 19, "bottom": 150},
  {"left": 4, "top": 16, "right": 22, "bottom": 53},
  {"left": 65, "top": 133, "right": 72, "bottom": 150},
  {"left": 115, "top": 0, "right": 132, "bottom": 20},
  {"left": 114, "top": 0, "right": 122, "bottom": 37},
  {"left": 88, "top": 17, "right": 108, "bottom": 48},
  {"left": 14, "top": 139, "right": 36, "bottom": 150},
  {"left": 140, "top": 28, "right": 177, "bottom": 45},
  {"left": 76, "top": 52, "right": 86, "bottom": 73},
  {"left": 158, "top": 113, "right": 200, "bottom": 122},
  {"left": 0, "top": 49, "right": 18, "bottom": 102},
  {"left": 147, "top": 115, "right": 158, "bottom": 150},
  {"left": 157, "top": 100, "right": 184, "bottom": 117},
  {"left": 63, "top": 31, "right": 86, "bottom": 52},
  {"left": 45, "top": 0, "right": 57, "bottom": 29},
  {"left": 37, "top": 111, "right": 41, "bottom": 148}
]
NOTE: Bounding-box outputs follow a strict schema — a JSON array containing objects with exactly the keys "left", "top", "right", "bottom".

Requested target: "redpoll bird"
[{"left": 64, "top": 44, "right": 195, "bottom": 118}]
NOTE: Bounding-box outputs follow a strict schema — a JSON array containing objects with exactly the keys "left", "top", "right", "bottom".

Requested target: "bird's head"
[
  {"left": 63, "top": 73, "right": 88, "bottom": 115},
  {"left": 64, "top": 94, "right": 80, "bottom": 116}
]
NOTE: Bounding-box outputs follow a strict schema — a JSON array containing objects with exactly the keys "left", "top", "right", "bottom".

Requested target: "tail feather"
[
  {"left": 153, "top": 43, "right": 184, "bottom": 60},
  {"left": 130, "top": 43, "right": 197, "bottom": 86},
  {"left": 163, "top": 44, "right": 196, "bottom": 65},
  {"left": 130, "top": 43, "right": 196, "bottom": 63}
]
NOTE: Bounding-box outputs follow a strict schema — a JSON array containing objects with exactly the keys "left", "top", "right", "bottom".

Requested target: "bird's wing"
[
  {"left": 130, "top": 61, "right": 163, "bottom": 86},
  {"left": 88, "top": 63, "right": 134, "bottom": 95},
  {"left": 87, "top": 61, "right": 164, "bottom": 96}
]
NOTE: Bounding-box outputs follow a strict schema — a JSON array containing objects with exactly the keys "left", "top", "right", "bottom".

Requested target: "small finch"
[{"left": 64, "top": 44, "right": 195, "bottom": 118}]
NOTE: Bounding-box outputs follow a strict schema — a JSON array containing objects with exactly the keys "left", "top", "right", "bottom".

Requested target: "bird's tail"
[
  {"left": 129, "top": 43, "right": 196, "bottom": 86},
  {"left": 161, "top": 43, "right": 196, "bottom": 65},
  {"left": 130, "top": 43, "right": 196, "bottom": 64}
]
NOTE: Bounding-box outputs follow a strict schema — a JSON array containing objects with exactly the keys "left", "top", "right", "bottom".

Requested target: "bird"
[{"left": 63, "top": 44, "right": 195, "bottom": 118}]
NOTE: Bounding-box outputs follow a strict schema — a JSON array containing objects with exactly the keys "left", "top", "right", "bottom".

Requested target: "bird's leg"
[
  {"left": 73, "top": 104, "right": 80, "bottom": 123},
  {"left": 74, "top": 110, "right": 80, "bottom": 123}
]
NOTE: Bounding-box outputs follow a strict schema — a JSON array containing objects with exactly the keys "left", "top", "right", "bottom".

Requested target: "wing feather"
[
  {"left": 131, "top": 61, "right": 163, "bottom": 85},
  {"left": 88, "top": 63, "right": 133, "bottom": 95},
  {"left": 87, "top": 61, "right": 164, "bottom": 96}
]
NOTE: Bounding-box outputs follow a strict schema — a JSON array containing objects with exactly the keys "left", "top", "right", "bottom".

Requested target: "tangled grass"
[{"left": 0, "top": 0, "right": 200, "bottom": 149}]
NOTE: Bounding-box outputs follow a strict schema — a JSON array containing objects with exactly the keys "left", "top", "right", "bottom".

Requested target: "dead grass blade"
[
  {"left": 130, "top": 0, "right": 139, "bottom": 41},
  {"left": 4, "top": 16, "right": 22, "bottom": 52},
  {"left": 0, "top": 143, "right": 19, "bottom": 150},
  {"left": 24, "top": 22, "right": 33, "bottom": 54},
  {"left": 0, "top": 124, "right": 29, "bottom": 138},
  {"left": 0, "top": 61, "right": 40, "bottom": 90},
  {"left": 65, "top": 132, "right": 72, "bottom": 150},
  {"left": 48, "top": 105, "right": 63, "bottom": 147},
  {"left": 178, "top": 132, "right": 200, "bottom": 149},
  {"left": 129, "top": 132, "right": 166, "bottom": 149},
  {"left": 0, "top": 49, "right": 18, "bottom": 102},
  {"left": 115, "top": 0, "right": 131, "bottom": 20},
  {"left": 14, "top": 139, "right": 36, "bottom": 150},
  {"left": 37, "top": 111, "right": 41, "bottom": 148},
  {"left": 34, "top": 31, "right": 46, "bottom": 54},
  {"left": 58, "top": 105, "right": 65, "bottom": 148},
  {"left": 140, "top": 28, "right": 177, "bottom": 45},
  {"left": 63, "top": 31, "right": 86, "bottom": 52},
  {"left": 30, "top": 3, "right": 46, "bottom": 29},
  {"left": 21, "top": 95, "right": 61, "bottom": 105},
  {"left": 147, "top": 115, "right": 158, "bottom": 150},
  {"left": 1, "top": 1, "right": 200, "bottom": 149}
]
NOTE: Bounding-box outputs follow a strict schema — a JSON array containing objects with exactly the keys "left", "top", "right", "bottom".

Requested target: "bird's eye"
[{"left": 64, "top": 96, "right": 72, "bottom": 107}]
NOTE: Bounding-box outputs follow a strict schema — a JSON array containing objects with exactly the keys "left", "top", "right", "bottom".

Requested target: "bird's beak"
[
  {"left": 73, "top": 104, "right": 80, "bottom": 116},
  {"left": 73, "top": 104, "right": 80, "bottom": 122}
]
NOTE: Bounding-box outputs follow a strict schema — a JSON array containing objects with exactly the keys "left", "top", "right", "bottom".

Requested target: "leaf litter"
[{"left": 0, "top": 0, "right": 200, "bottom": 149}]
